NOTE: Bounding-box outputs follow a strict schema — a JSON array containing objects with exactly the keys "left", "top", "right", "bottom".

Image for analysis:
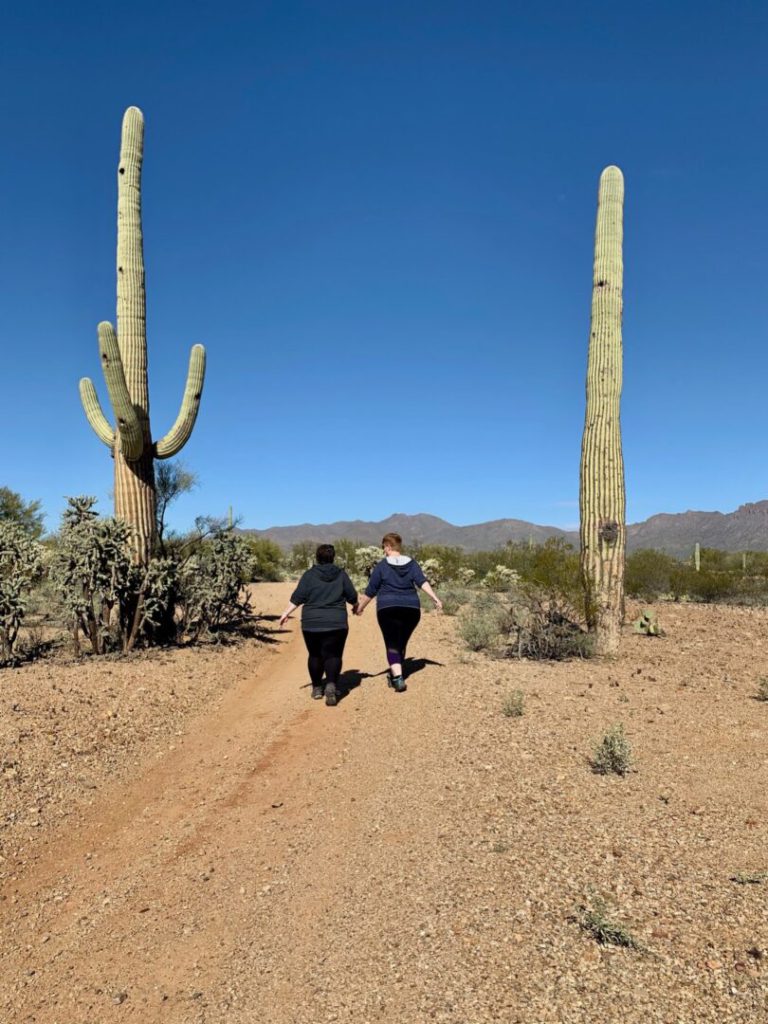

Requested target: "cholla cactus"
[
  {"left": 482, "top": 565, "right": 520, "bottom": 591},
  {"left": 355, "top": 546, "right": 381, "bottom": 578},
  {"left": 79, "top": 107, "right": 206, "bottom": 564},
  {"left": 49, "top": 496, "right": 134, "bottom": 655},
  {"left": 0, "top": 521, "right": 45, "bottom": 663},
  {"left": 457, "top": 567, "right": 476, "bottom": 586},
  {"left": 579, "top": 165, "right": 626, "bottom": 656},
  {"left": 420, "top": 558, "right": 443, "bottom": 586}
]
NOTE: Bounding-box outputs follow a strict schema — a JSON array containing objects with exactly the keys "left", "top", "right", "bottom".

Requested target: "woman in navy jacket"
[{"left": 355, "top": 532, "right": 442, "bottom": 692}]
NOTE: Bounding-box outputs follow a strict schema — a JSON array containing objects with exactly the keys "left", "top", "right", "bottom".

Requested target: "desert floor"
[{"left": 1, "top": 582, "right": 767, "bottom": 1023}]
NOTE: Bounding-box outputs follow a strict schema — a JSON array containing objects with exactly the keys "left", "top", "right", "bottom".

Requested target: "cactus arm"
[
  {"left": 79, "top": 377, "right": 116, "bottom": 449},
  {"left": 97, "top": 321, "right": 144, "bottom": 460},
  {"left": 154, "top": 344, "right": 207, "bottom": 459}
]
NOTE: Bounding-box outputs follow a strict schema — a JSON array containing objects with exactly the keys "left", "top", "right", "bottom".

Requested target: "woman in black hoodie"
[{"left": 279, "top": 544, "right": 358, "bottom": 706}]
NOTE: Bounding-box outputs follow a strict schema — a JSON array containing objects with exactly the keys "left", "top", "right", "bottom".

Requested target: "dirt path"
[
  {"left": 2, "top": 589, "right": 768, "bottom": 1023},
  {"left": 0, "top": 584, "right": 456, "bottom": 1023}
]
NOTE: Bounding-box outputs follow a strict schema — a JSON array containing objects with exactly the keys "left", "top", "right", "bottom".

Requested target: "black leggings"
[
  {"left": 376, "top": 606, "right": 421, "bottom": 666},
  {"left": 302, "top": 628, "right": 348, "bottom": 686}
]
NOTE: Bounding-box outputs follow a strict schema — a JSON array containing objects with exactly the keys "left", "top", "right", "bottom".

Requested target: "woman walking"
[
  {"left": 355, "top": 532, "right": 442, "bottom": 693},
  {"left": 279, "top": 544, "right": 358, "bottom": 706}
]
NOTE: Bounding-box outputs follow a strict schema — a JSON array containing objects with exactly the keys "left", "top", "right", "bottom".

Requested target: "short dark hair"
[{"left": 316, "top": 544, "right": 335, "bottom": 564}]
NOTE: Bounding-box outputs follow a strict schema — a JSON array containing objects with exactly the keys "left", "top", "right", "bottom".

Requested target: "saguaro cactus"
[
  {"left": 79, "top": 107, "right": 206, "bottom": 564},
  {"left": 579, "top": 166, "right": 625, "bottom": 656}
]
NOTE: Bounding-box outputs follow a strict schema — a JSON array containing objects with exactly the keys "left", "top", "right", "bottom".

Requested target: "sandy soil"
[{"left": 1, "top": 584, "right": 767, "bottom": 1023}]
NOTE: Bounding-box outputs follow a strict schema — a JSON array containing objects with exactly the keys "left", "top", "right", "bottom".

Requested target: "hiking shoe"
[
  {"left": 325, "top": 684, "right": 338, "bottom": 706},
  {"left": 311, "top": 684, "right": 324, "bottom": 700},
  {"left": 390, "top": 674, "right": 407, "bottom": 693}
]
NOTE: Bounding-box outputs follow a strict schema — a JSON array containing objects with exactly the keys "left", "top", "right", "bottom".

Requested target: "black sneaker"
[
  {"left": 390, "top": 675, "right": 407, "bottom": 693},
  {"left": 325, "top": 684, "right": 338, "bottom": 706},
  {"left": 311, "top": 684, "right": 324, "bottom": 700}
]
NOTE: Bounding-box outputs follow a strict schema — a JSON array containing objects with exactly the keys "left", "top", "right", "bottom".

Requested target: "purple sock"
[{"left": 386, "top": 649, "right": 402, "bottom": 667}]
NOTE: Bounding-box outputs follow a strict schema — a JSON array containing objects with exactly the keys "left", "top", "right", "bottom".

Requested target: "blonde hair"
[{"left": 381, "top": 532, "right": 402, "bottom": 552}]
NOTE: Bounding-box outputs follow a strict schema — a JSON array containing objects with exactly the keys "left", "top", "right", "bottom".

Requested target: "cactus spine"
[
  {"left": 79, "top": 107, "right": 206, "bottom": 563},
  {"left": 579, "top": 166, "right": 625, "bottom": 656}
]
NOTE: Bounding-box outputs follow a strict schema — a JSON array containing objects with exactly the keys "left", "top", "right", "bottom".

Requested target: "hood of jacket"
[
  {"left": 311, "top": 563, "right": 343, "bottom": 582},
  {"left": 385, "top": 555, "right": 413, "bottom": 577}
]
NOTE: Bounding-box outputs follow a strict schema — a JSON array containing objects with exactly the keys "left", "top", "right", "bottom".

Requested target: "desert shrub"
[
  {"left": 0, "top": 520, "right": 45, "bottom": 664},
  {"left": 482, "top": 565, "right": 520, "bottom": 591},
  {"left": 526, "top": 538, "right": 582, "bottom": 607},
  {"left": 575, "top": 894, "right": 641, "bottom": 949},
  {"left": 502, "top": 689, "right": 525, "bottom": 717},
  {"left": 457, "top": 567, "right": 476, "bottom": 585},
  {"left": 177, "top": 531, "right": 256, "bottom": 641},
  {"left": 670, "top": 565, "right": 737, "bottom": 603},
  {"left": 504, "top": 585, "right": 593, "bottom": 661},
  {"left": 625, "top": 549, "right": 679, "bottom": 601},
  {"left": 410, "top": 544, "right": 467, "bottom": 581},
  {"left": 354, "top": 545, "right": 381, "bottom": 578},
  {"left": 420, "top": 557, "right": 443, "bottom": 586},
  {"left": 458, "top": 595, "right": 507, "bottom": 651},
  {"left": 440, "top": 586, "right": 470, "bottom": 615},
  {"left": 245, "top": 537, "right": 284, "bottom": 581},
  {"left": 590, "top": 724, "right": 633, "bottom": 776},
  {"left": 756, "top": 678, "right": 768, "bottom": 702}
]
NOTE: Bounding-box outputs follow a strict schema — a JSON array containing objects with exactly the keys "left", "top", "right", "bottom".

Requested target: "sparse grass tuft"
[
  {"left": 590, "top": 723, "right": 633, "bottom": 776},
  {"left": 575, "top": 895, "right": 641, "bottom": 950},
  {"left": 756, "top": 678, "right": 768, "bottom": 702},
  {"left": 502, "top": 689, "right": 525, "bottom": 717},
  {"left": 730, "top": 871, "right": 767, "bottom": 885},
  {"left": 491, "top": 840, "right": 510, "bottom": 853}
]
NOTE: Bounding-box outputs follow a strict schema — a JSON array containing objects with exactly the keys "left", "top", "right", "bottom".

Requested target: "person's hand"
[
  {"left": 279, "top": 612, "right": 291, "bottom": 628},
  {"left": 433, "top": 599, "right": 443, "bottom": 614}
]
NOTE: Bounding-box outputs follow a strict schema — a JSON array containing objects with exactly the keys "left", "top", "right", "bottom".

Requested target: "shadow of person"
[
  {"left": 335, "top": 668, "right": 371, "bottom": 703},
  {"left": 402, "top": 656, "right": 444, "bottom": 679}
]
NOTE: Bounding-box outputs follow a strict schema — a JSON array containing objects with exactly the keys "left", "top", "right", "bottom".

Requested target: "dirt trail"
[
  {"left": 0, "top": 583, "right": 454, "bottom": 1022},
  {"left": 2, "top": 589, "right": 768, "bottom": 1023}
]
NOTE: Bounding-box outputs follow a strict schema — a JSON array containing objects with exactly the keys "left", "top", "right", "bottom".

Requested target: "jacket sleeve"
[
  {"left": 290, "top": 571, "right": 311, "bottom": 606},
  {"left": 365, "top": 561, "right": 384, "bottom": 598},
  {"left": 412, "top": 560, "right": 427, "bottom": 586},
  {"left": 342, "top": 571, "right": 358, "bottom": 605}
]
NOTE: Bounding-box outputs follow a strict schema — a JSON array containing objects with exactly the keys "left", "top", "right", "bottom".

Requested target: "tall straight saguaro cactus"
[
  {"left": 579, "top": 166, "right": 625, "bottom": 656},
  {"left": 80, "top": 107, "right": 206, "bottom": 563}
]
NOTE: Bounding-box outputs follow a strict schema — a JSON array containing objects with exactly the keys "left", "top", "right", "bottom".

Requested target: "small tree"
[
  {"left": 0, "top": 487, "right": 45, "bottom": 540},
  {"left": 155, "top": 460, "right": 198, "bottom": 555},
  {"left": 0, "top": 520, "right": 45, "bottom": 663}
]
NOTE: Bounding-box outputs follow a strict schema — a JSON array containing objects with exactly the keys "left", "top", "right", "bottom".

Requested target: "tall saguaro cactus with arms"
[
  {"left": 579, "top": 165, "right": 626, "bottom": 656},
  {"left": 79, "top": 107, "right": 206, "bottom": 564}
]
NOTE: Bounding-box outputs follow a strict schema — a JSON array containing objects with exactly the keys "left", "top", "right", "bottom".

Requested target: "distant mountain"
[
  {"left": 241, "top": 512, "right": 574, "bottom": 552},
  {"left": 242, "top": 503, "right": 768, "bottom": 558}
]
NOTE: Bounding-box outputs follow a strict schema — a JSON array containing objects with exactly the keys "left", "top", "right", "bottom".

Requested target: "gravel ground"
[{"left": 1, "top": 584, "right": 766, "bottom": 1023}]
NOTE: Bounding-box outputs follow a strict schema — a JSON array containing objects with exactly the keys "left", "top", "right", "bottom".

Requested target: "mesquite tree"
[
  {"left": 579, "top": 165, "right": 626, "bottom": 656},
  {"left": 79, "top": 107, "right": 206, "bottom": 564}
]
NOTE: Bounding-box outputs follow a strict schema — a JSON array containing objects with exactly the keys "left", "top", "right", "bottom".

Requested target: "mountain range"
[{"left": 242, "top": 502, "right": 768, "bottom": 558}]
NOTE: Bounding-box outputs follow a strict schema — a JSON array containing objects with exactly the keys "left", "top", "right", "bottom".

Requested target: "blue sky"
[{"left": 1, "top": 1, "right": 767, "bottom": 534}]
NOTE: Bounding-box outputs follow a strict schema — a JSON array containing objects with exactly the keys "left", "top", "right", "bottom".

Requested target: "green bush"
[
  {"left": 590, "top": 724, "right": 633, "bottom": 776},
  {"left": 458, "top": 597, "right": 506, "bottom": 651},
  {"left": 245, "top": 537, "right": 284, "bottom": 581},
  {"left": 502, "top": 689, "right": 525, "bottom": 717},
  {"left": 625, "top": 549, "right": 679, "bottom": 601}
]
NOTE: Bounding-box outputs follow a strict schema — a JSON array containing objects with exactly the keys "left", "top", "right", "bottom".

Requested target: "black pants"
[
  {"left": 376, "top": 606, "right": 421, "bottom": 667},
  {"left": 302, "top": 628, "right": 348, "bottom": 687}
]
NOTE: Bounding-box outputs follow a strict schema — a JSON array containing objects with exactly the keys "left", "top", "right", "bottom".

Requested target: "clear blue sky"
[{"left": 1, "top": 1, "right": 766, "bottom": 534}]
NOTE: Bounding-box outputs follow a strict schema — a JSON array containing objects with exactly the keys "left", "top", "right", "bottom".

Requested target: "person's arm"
[
  {"left": 342, "top": 571, "right": 359, "bottom": 611},
  {"left": 420, "top": 580, "right": 443, "bottom": 612},
  {"left": 355, "top": 562, "right": 382, "bottom": 615},
  {"left": 279, "top": 601, "right": 299, "bottom": 627},
  {"left": 413, "top": 560, "right": 442, "bottom": 612},
  {"left": 280, "top": 573, "right": 308, "bottom": 627}
]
